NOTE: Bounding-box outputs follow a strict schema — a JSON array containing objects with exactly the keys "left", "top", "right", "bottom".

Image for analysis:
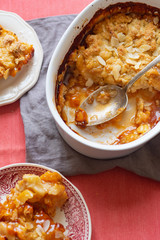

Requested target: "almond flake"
[
  {"left": 119, "top": 42, "right": 125, "bottom": 46},
  {"left": 97, "top": 56, "right": 106, "bottom": 66},
  {"left": 135, "top": 48, "right": 140, "bottom": 53},
  {"left": 153, "top": 16, "right": 159, "bottom": 25},
  {"left": 111, "top": 64, "right": 121, "bottom": 80},
  {"left": 126, "top": 46, "right": 140, "bottom": 53},
  {"left": 153, "top": 49, "right": 158, "bottom": 56},
  {"left": 36, "top": 226, "right": 44, "bottom": 236},
  {"left": 104, "top": 44, "right": 113, "bottom": 52},
  {"left": 85, "top": 78, "right": 93, "bottom": 87},
  {"left": 139, "top": 44, "right": 151, "bottom": 52},
  {"left": 43, "top": 220, "right": 50, "bottom": 232},
  {"left": 126, "top": 59, "right": 137, "bottom": 65},
  {"left": 113, "top": 48, "right": 118, "bottom": 55},
  {"left": 126, "top": 46, "right": 134, "bottom": 53},
  {"left": 135, "top": 61, "right": 141, "bottom": 69},
  {"left": 154, "top": 11, "right": 159, "bottom": 15},
  {"left": 117, "top": 32, "right": 126, "bottom": 42},
  {"left": 128, "top": 53, "right": 140, "bottom": 59},
  {"left": 111, "top": 36, "right": 119, "bottom": 48}
]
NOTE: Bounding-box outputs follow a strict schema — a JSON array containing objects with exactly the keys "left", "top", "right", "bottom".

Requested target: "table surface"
[{"left": 1, "top": 1, "right": 160, "bottom": 240}]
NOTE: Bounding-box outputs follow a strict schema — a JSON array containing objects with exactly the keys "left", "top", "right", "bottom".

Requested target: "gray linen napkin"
[{"left": 20, "top": 15, "right": 160, "bottom": 180}]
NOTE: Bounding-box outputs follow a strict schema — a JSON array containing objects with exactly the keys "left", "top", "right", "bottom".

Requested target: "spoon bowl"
[
  {"left": 81, "top": 85, "right": 127, "bottom": 126},
  {"left": 79, "top": 54, "right": 160, "bottom": 126}
]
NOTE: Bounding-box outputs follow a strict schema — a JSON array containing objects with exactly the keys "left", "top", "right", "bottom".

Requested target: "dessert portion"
[
  {"left": 0, "top": 25, "right": 34, "bottom": 79},
  {"left": 56, "top": 2, "right": 160, "bottom": 144},
  {"left": 0, "top": 171, "right": 70, "bottom": 240}
]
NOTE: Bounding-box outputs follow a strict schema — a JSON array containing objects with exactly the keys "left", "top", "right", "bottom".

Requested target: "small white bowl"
[
  {"left": 46, "top": 0, "right": 160, "bottom": 159},
  {"left": 0, "top": 163, "right": 91, "bottom": 240}
]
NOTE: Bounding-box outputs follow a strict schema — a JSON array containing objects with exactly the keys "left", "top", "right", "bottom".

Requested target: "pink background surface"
[{"left": 0, "top": 1, "right": 160, "bottom": 239}]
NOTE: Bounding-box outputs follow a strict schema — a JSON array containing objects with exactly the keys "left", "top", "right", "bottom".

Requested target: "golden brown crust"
[
  {"left": 0, "top": 25, "right": 34, "bottom": 80},
  {"left": 56, "top": 2, "right": 160, "bottom": 144}
]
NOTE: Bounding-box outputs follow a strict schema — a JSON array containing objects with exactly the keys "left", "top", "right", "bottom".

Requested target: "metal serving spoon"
[{"left": 80, "top": 55, "right": 160, "bottom": 126}]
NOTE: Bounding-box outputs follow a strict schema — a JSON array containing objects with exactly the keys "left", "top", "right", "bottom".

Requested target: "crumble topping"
[
  {"left": 0, "top": 25, "right": 34, "bottom": 79},
  {"left": 56, "top": 3, "right": 160, "bottom": 144}
]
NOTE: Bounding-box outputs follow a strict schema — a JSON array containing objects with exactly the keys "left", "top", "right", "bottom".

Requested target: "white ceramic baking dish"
[{"left": 46, "top": 0, "right": 160, "bottom": 159}]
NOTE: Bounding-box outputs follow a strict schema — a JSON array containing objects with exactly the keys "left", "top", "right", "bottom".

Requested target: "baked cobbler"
[
  {"left": 0, "top": 25, "right": 34, "bottom": 79},
  {"left": 0, "top": 171, "right": 70, "bottom": 240},
  {"left": 56, "top": 2, "right": 160, "bottom": 145}
]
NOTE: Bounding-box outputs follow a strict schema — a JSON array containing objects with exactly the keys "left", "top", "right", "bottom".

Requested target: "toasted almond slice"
[
  {"left": 43, "top": 220, "right": 50, "bottom": 232},
  {"left": 85, "top": 78, "right": 93, "bottom": 87},
  {"left": 126, "top": 59, "right": 137, "bottom": 65},
  {"left": 126, "top": 46, "right": 140, "bottom": 53},
  {"left": 104, "top": 44, "right": 113, "bottom": 51},
  {"left": 153, "top": 47, "right": 160, "bottom": 56},
  {"left": 135, "top": 61, "right": 141, "bottom": 69},
  {"left": 128, "top": 53, "right": 140, "bottom": 59},
  {"left": 97, "top": 56, "right": 106, "bottom": 66},
  {"left": 36, "top": 225, "right": 44, "bottom": 236},
  {"left": 126, "top": 46, "right": 134, "bottom": 52},
  {"left": 113, "top": 48, "right": 118, "bottom": 56},
  {"left": 153, "top": 16, "right": 159, "bottom": 25},
  {"left": 111, "top": 36, "right": 119, "bottom": 48},
  {"left": 111, "top": 64, "right": 121, "bottom": 80},
  {"left": 139, "top": 44, "right": 151, "bottom": 52},
  {"left": 117, "top": 32, "right": 126, "bottom": 42}
]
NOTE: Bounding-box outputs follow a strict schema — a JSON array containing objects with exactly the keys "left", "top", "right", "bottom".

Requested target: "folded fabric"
[{"left": 20, "top": 15, "right": 160, "bottom": 180}]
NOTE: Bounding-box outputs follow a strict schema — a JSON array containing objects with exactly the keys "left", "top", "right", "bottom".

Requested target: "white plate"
[
  {"left": 0, "top": 10, "right": 43, "bottom": 106},
  {"left": 0, "top": 163, "right": 92, "bottom": 240}
]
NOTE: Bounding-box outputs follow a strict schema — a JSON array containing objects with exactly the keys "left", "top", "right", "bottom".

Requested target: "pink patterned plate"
[{"left": 0, "top": 163, "right": 91, "bottom": 240}]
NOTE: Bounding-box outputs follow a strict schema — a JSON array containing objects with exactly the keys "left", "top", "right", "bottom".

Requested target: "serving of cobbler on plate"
[
  {"left": 56, "top": 2, "right": 160, "bottom": 145},
  {"left": 0, "top": 25, "right": 34, "bottom": 80},
  {"left": 0, "top": 171, "right": 70, "bottom": 240},
  {"left": 0, "top": 165, "right": 91, "bottom": 240},
  {"left": 0, "top": 10, "right": 43, "bottom": 106}
]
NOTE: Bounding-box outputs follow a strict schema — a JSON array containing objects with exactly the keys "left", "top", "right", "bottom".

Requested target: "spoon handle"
[{"left": 125, "top": 55, "right": 160, "bottom": 92}]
